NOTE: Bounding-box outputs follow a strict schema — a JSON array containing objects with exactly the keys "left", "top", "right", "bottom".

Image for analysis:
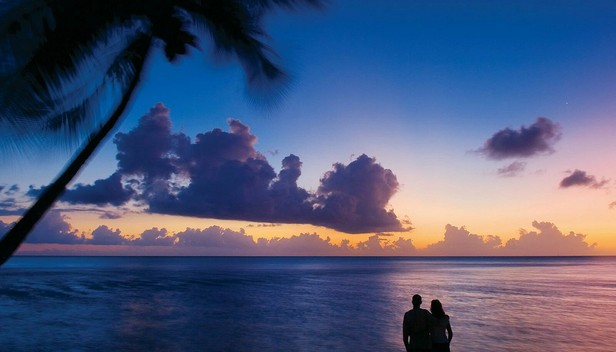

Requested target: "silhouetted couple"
[{"left": 403, "top": 294, "right": 453, "bottom": 352}]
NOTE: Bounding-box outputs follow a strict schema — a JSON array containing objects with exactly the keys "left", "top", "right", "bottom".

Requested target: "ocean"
[{"left": 1, "top": 256, "right": 615, "bottom": 351}]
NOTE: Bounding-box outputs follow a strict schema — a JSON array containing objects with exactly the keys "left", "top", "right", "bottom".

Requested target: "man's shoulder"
[{"left": 404, "top": 308, "right": 430, "bottom": 318}]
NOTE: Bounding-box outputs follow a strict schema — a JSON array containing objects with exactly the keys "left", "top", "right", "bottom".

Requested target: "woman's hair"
[{"left": 430, "top": 299, "right": 446, "bottom": 318}]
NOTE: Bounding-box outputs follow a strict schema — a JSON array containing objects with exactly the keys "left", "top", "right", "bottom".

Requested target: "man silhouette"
[{"left": 403, "top": 294, "right": 434, "bottom": 352}]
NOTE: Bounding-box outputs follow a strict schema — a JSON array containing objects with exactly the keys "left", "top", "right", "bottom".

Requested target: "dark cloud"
[
  {"left": 65, "top": 103, "right": 406, "bottom": 234},
  {"left": 478, "top": 117, "right": 561, "bottom": 160},
  {"left": 131, "top": 227, "right": 176, "bottom": 246},
  {"left": 25, "top": 211, "right": 84, "bottom": 244},
  {"left": 0, "top": 187, "right": 28, "bottom": 215},
  {"left": 246, "top": 223, "right": 281, "bottom": 228},
  {"left": 1, "top": 184, "right": 19, "bottom": 195},
  {"left": 62, "top": 172, "right": 135, "bottom": 206},
  {"left": 313, "top": 154, "right": 403, "bottom": 233},
  {"left": 0, "top": 219, "right": 13, "bottom": 237},
  {"left": 559, "top": 169, "right": 609, "bottom": 189},
  {"left": 100, "top": 211, "right": 123, "bottom": 219},
  {"left": 89, "top": 225, "right": 125, "bottom": 245},
  {"left": 151, "top": 118, "right": 279, "bottom": 221},
  {"left": 497, "top": 161, "right": 526, "bottom": 177},
  {"left": 114, "top": 103, "right": 190, "bottom": 181},
  {"left": 26, "top": 185, "right": 45, "bottom": 198},
  {"left": 0, "top": 198, "right": 26, "bottom": 215},
  {"left": 424, "top": 225, "right": 502, "bottom": 256},
  {"left": 502, "top": 221, "right": 595, "bottom": 256}
]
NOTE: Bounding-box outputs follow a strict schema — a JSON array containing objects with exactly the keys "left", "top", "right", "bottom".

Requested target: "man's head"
[{"left": 412, "top": 294, "right": 422, "bottom": 308}]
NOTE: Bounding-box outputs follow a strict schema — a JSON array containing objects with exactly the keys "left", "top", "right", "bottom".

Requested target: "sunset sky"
[{"left": 1, "top": 0, "right": 615, "bottom": 256}]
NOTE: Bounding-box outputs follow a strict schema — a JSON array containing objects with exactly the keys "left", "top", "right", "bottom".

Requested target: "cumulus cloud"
[
  {"left": 559, "top": 169, "right": 609, "bottom": 189},
  {"left": 424, "top": 225, "right": 502, "bottom": 256},
  {"left": 313, "top": 154, "right": 402, "bottom": 233},
  {"left": 89, "top": 225, "right": 124, "bottom": 245},
  {"left": 62, "top": 172, "right": 135, "bottom": 206},
  {"left": 175, "top": 226, "right": 256, "bottom": 249},
  {"left": 502, "top": 221, "right": 595, "bottom": 256},
  {"left": 55, "top": 103, "right": 406, "bottom": 234},
  {"left": 260, "top": 233, "right": 351, "bottom": 256},
  {"left": 0, "top": 198, "right": 25, "bottom": 215},
  {"left": 0, "top": 219, "right": 13, "bottom": 237},
  {"left": 354, "top": 233, "right": 417, "bottom": 256},
  {"left": 10, "top": 211, "right": 596, "bottom": 256},
  {"left": 131, "top": 227, "right": 176, "bottom": 246},
  {"left": 1, "top": 184, "right": 19, "bottom": 195},
  {"left": 100, "top": 211, "right": 123, "bottom": 219},
  {"left": 422, "top": 222, "right": 595, "bottom": 256},
  {"left": 25, "top": 211, "right": 84, "bottom": 244},
  {"left": 0, "top": 185, "right": 29, "bottom": 215},
  {"left": 497, "top": 161, "right": 527, "bottom": 177},
  {"left": 477, "top": 117, "right": 561, "bottom": 159}
]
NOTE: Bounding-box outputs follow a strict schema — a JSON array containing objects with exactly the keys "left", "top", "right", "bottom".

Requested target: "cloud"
[
  {"left": 0, "top": 187, "right": 29, "bottom": 215},
  {"left": 354, "top": 233, "right": 417, "bottom": 255},
  {"left": 261, "top": 233, "right": 352, "bottom": 256},
  {"left": 423, "top": 222, "right": 595, "bottom": 256},
  {"left": 0, "top": 219, "right": 13, "bottom": 237},
  {"left": 26, "top": 185, "right": 45, "bottom": 198},
  {"left": 559, "top": 169, "right": 609, "bottom": 189},
  {"left": 130, "top": 227, "right": 176, "bottom": 246},
  {"left": 10, "top": 210, "right": 596, "bottom": 256},
  {"left": 58, "top": 103, "right": 406, "bottom": 234},
  {"left": 89, "top": 225, "right": 125, "bottom": 245},
  {"left": 25, "top": 211, "right": 84, "bottom": 244},
  {"left": 1, "top": 184, "right": 19, "bottom": 195},
  {"left": 502, "top": 221, "right": 595, "bottom": 255},
  {"left": 313, "top": 154, "right": 404, "bottom": 233},
  {"left": 246, "top": 223, "right": 281, "bottom": 228},
  {"left": 497, "top": 161, "right": 527, "bottom": 177},
  {"left": 0, "top": 198, "right": 26, "bottom": 215},
  {"left": 175, "top": 226, "right": 256, "bottom": 249},
  {"left": 424, "top": 224, "right": 502, "bottom": 256},
  {"left": 114, "top": 103, "right": 190, "bottom": 181},
  {"left": 609, "top": 201, "right": 616, "bottom": 210},
  {"left": 477, "top": 117, "right": 561, "bottom": 159},
  {"left": 100, "top": 211, "right": 123, "bottom": 219},
  {"left": 62, "top": 172, "right": 135, "bottom": 206}
]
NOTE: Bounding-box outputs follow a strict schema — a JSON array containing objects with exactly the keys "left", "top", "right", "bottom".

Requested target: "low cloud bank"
[
  {"left": 1, "top": 212, "right": 595, "bottom": 256},
  {"left": 425, "top": 222, "right": 594, "bottom": 256}
]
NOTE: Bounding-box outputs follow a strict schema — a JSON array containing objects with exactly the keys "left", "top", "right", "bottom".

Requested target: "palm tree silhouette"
[{"left": 0, "top": 0, "right": 322, "bottom": 265}]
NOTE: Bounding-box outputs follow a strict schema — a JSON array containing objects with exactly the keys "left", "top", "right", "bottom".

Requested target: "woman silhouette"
[{"left": 430, "top": 300, "right": 453, "bottom": 352}]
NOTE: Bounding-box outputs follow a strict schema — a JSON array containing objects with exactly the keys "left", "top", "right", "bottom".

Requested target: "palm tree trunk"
[{"left": 0, "top": 38, "right": 152, "bottom": 266}]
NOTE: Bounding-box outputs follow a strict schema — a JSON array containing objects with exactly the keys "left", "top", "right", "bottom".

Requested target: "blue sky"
[{"left": 1, "top": 0, "right": 616, "bottom": 255}]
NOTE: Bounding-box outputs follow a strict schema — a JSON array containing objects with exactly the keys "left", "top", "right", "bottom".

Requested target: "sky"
[{"left": 1, "top": 0, "right": 616, "bottom": 256}]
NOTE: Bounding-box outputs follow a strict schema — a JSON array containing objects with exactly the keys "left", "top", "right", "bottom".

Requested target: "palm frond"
[{"left": 0, "top": 0, "right": 150, "bottom": 150}]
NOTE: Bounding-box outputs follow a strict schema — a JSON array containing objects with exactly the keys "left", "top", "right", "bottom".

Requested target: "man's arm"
[{"left": 402, "top": 314, "right": 410, "bottom": 348}]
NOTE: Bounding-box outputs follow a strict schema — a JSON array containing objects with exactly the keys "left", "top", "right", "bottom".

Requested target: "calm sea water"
[{"left": 1, "top": 256, "right": 615, "bottom": 351}]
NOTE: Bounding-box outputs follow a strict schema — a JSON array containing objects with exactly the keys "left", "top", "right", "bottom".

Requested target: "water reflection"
[{"left": 1, "top": 257, "right": 615, "bottom": 351}]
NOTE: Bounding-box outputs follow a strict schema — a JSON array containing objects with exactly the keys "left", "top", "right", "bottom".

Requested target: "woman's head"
[{"left": 430, "top": 299, "right": 446, "bottom": 318}]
